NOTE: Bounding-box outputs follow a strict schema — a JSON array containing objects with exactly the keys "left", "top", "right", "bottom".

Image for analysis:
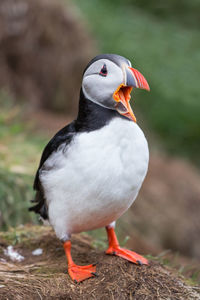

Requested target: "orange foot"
[
  {"left": 68, "top": 263, "right": 97, "bottom": 283},
  {"left": 106, "top": 246, "right": 148, "bottom": 265},
  {"left": 105, "top": 226, "right": 148, "bottom": 265}
]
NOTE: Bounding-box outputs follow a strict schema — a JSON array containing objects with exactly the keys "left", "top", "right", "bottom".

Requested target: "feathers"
[
  {"left": 30, "top": 122, "right": 76, "bottom": 217},
  {"left": 39, "top": 117, "right": 149, "bottom": 238},
  {"left": 30, "top": 90, "right": 119, "bottom": 219},
  {"left": 30, "top": 54, "right": 149, "bottom": 240},
  {"left": 33, "top": 121, "right": 76, "bottom": 191}
]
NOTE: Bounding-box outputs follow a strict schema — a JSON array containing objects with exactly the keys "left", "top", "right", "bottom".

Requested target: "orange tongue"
[
  {"left": 119, "top": 89, "right": 125, "bottom": 101},
  {"left": 116, "top": 89, "right": 136, "bottom": 122},
  {"left": 118, "top": 89, "right": 126, "bottom": 106},
  {"left": 114, "top": 85, "right": 136, "bottom": 122}
]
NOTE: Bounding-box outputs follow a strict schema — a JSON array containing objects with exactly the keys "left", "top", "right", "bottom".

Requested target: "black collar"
[{"left": 75, "top": 88, "right": 119, "bottom": 132}]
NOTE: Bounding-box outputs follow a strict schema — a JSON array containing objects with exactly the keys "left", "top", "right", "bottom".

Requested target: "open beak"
[{"left": 113, "top": 66, "right": 150, "bottom": 122}]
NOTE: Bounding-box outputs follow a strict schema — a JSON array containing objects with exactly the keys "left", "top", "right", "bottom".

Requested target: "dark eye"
[{"left": 99, "top": 64, "right": 107, "bottom": 77}]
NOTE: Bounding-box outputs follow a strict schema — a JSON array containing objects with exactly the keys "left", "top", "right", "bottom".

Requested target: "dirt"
[{"left": 0, "top": 225, "right": 199, "bottom": 300}]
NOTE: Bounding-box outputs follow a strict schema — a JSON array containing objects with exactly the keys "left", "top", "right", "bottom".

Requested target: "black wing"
[{"left": 29, "top": 121, "right": 76, "bottom": 219}]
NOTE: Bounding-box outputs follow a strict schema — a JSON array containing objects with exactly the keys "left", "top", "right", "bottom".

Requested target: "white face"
[{"left": 82, "top": 59, "right": 126, "bottom": 110}]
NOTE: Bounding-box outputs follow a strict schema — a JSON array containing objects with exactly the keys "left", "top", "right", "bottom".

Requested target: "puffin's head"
[{"left": 82, "top": 54, "right": 150, "bottom": 122}]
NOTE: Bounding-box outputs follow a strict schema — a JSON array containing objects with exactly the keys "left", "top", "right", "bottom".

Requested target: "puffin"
[{"left": 30, "top": 54, "right": 150, "bottom": 283}]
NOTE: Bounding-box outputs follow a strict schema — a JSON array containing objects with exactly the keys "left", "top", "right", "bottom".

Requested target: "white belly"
[{"left": 40, "top": 117, "right": 149, "bottom": 239}]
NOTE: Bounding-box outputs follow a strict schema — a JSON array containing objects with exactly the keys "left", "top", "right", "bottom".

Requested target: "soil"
[{"left": 0, "top": 225, "right": 199, "bottom": 300}]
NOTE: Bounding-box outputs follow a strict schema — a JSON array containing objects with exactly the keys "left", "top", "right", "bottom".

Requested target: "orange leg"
[
  {"left": 105, "top": 226, "right": 148, "bottom": 265},
  {"left": 63, "top": 241, "right": 97, "bottom": 283}
]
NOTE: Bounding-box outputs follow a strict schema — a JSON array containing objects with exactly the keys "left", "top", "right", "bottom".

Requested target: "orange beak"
[{"left": 113, "top": 66, "right": 150, "bottom": 122}]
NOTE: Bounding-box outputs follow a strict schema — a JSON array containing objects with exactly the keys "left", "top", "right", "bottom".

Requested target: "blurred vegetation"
[
  {"left": 74, "top": 0, "right": 200, "bottom": 165},
  {"left": 0, "top": 93, "right": 45, "bottom": 175},
  {"left": 114, "top": 0, "right": 200, "bottom": 29},
  {"left": 0, "top": 92, "right": 46, "bottom": 229},
  {"left": 0, "top": 169, "right": 36, "bottom": 230}
]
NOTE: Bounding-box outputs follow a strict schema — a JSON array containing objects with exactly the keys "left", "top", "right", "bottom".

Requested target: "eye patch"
[{"left": 99, "top": 64, "right": 107, "bottom": 77}]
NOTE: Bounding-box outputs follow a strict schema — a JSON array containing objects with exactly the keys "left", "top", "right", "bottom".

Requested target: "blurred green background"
[{"left": 0, "top": 0, "right": 200, "bottom": 264}]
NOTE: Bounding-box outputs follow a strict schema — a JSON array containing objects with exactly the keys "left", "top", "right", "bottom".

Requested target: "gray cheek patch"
[
  {"left": 101, "top": 93, "right": 116, "bottom": 110},
  {"left": 83, "top": 77, "right": 119, "bottom": 110},
  {"left": 82, "top": 60, "right": 124, "bottom": 110}
]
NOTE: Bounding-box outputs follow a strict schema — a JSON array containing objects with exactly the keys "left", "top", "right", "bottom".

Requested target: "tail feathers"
[
  {"left": 29, "top": 191, "right": 48, "bottom": 220},
  {"left": 29, "top": 202, "right": 48, "bottom": 220}
]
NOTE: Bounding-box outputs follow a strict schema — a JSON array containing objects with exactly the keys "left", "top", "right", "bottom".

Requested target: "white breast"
[{"left": 40, "top": 117, "right": 149, "bottom": 240}]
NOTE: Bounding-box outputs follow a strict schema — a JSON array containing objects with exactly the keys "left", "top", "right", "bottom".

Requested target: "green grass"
[
  {"left": 0, "top": 169, "right": 38, "bottom": 230},
  {"left": 74, "top": 0, "right": 200, "bottom": 165},
  {"left": 0, "top": 92, "right": 47, "bottom": 229},
  {"left": 0, "top": 92, "right": 45, "bottom": 175},
  {"left": 114, "top": 0, "right": 200, "bottom": 29},
  {"left": 0, "top": 224, "right": 51, "bottom": 246}
]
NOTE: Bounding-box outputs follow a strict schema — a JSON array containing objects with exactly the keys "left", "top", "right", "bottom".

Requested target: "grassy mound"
[{"left": 0, "top": 225, "right": 199, "bottom": 299}]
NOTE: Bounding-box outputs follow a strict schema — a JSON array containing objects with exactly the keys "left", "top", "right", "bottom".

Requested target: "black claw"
[
  {"left": 92, "top": 262, "right": 98, "bottom": 266},
  {"left": 137, "top": 260, "right": 143, "bottom": 266},
  {"left": 113, "top": 251, "right": 116, "bottom": 255},
  {"left": 74, "top": 279, "right": 78, "bottom": 284},
  {"left": 91, "top": 272, "right": 98, "bottom": 277}
]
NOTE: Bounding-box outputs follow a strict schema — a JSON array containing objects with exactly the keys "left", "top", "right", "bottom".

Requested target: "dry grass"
[{"left": 0, "top": 225, "right": 199, "bottom": 299}]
